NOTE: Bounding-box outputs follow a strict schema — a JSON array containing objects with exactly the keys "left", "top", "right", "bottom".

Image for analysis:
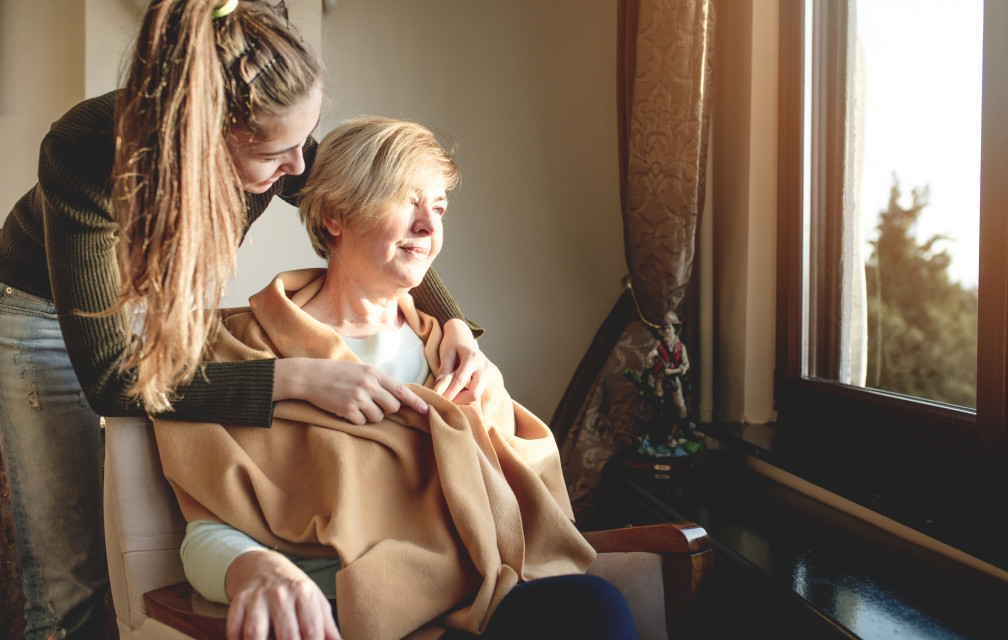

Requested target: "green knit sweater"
[{"left": 0, "top": 91, "right": 476, "bottom": 427}]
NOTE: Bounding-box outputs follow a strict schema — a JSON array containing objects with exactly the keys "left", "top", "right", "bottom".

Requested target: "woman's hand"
[
  {"left": 436, "top": 319, "right": 492, "bottom": 404},
  {"left": 273, "top": 358, "right": 428, "bottom": 424},
  {"left": 225, "top": 549, "right": 341, "bottom": 640}
]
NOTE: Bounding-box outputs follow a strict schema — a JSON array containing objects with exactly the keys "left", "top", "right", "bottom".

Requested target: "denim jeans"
[{"left": 0, "top": 282, "right": 108, "bottom": 639}]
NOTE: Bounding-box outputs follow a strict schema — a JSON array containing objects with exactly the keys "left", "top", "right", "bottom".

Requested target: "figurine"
[
  {"left": 645, "top": 311, "right": 690, "bottom": 419},
  {"left": 624, "top": 311, "right": 703, "bottom": 461}
]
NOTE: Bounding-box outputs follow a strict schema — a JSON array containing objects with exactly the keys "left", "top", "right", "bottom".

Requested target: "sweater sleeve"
[
  {"left": 38, "top": 95, "right": 277, "bottom": 426},
  {"left": 411, "top": 268, "right": 484, "bottom": 338}
]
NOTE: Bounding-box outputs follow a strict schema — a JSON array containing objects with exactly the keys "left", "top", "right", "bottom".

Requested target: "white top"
[{"left": 340, "top": 322, "right": 429, "bottom": 386}]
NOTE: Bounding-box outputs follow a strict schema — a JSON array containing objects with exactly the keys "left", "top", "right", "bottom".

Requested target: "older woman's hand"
[
  {"left": 225, "top": 549, "right": 341, "bottom": 640},
  {"left": 273, "top": 358, "right": 429, "bottom": 424},
  {"left": 437, "top": 319, "right": 492, "bottom": 404}
]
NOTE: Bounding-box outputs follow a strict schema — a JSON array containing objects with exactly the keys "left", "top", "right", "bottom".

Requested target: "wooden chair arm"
[
  {"left": 584, "top": 523, "right": 713, "bottom": 619},
  {"left": 582, "top": 522, "right": 711, "bottom": 555},
  {"left": 144, "top": 582, "right": 227, "bottom": 640}
]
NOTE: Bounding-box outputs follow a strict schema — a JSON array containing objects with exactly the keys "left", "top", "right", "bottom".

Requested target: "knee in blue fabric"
[{"left": 475, "top": 574, "right": 640, "bottom": 640}]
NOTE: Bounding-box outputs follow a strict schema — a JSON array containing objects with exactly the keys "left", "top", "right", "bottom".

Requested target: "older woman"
[{"left": 154, "top": 117, "right": 638, "bottom": 640}]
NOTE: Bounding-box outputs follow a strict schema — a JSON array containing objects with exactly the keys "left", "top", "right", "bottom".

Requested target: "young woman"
[{"left": 0, "top": 2, "right": 487, "bottom": 638}]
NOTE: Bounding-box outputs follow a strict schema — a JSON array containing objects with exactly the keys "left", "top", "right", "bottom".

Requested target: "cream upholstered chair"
[
  {"left": 104, "top": 415, "right": 711, "bottom": 640},
  {"left": 103, "top": 415, "right": 218, "bottom": 640}
]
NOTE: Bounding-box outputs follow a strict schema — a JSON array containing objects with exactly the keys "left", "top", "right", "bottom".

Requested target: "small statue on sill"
[
  {"left": 624, "top": 311, "right": 705, "bottom": 461},
  {"left": 646, "top": 312, "right": 690, "bottom": 418}
]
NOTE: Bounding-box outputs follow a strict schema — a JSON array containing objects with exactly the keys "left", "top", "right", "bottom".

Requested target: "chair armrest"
[
  {"left": 144, "top": 583, "right": 228, "bottom": 640},
  {"left": 585, "top": 523, "right": 712, "bottom": 618},
  {"left": 582, "top": 522, "right": 710, "bottom": 554}
]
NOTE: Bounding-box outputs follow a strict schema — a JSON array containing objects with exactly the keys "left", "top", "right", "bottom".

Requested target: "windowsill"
[
  {"left": 596, "top": 439, "right": 1008, "bottom": 639},
  {"left": 701, "top": 421, "right": 1008, "bottom": 578}
]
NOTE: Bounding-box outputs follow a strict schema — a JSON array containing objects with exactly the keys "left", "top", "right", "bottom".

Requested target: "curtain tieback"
[{"left": 621, "top": 275, "right": 663, "bottom": 330}]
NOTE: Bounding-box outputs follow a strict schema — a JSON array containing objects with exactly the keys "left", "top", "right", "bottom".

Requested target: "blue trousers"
[
  {"left": 441, "top": 574, "right": 640, "bottom": 640},
  {"left": 0, "top": 283, "right": 108, "bottom": 640}
]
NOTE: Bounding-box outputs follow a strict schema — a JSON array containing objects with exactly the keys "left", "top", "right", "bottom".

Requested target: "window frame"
[{"left": 774, "top": 0, "right": 1006, "bottom": 533}]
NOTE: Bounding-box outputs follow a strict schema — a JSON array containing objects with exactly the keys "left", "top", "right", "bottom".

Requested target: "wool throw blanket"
[{"left": 153, "top": 269, "right": 595, "bottom": 640}]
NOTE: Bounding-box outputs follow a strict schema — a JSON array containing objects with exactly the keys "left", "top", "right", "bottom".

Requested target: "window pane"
[{"left": 825, "top": 0, "right": 982, "bottom": 408}]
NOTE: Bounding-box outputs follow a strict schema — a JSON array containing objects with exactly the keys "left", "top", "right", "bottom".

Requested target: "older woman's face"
[{"left": 329, "top": 167, "right": 447, "bottom": 293}]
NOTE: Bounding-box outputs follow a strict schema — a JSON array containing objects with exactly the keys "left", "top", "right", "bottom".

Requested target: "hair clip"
[{"left": 213, "top": 0, "right": 239, "bottom": 19}]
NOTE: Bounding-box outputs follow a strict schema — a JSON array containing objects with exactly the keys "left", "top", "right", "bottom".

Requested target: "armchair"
[{"left": 104, "top": 416, "right": 711, "bottom": 640}]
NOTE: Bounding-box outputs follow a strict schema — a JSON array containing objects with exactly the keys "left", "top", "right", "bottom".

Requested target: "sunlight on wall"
[{"left": 1, "top": 0, "right": 627, "bottom": 422}]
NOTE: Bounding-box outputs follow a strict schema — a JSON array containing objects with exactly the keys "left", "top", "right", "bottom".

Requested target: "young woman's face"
[
  {"left": 327, "top": 166, "right": 448, "bottom": 294},
  {"left": 228, "top": 84, "right": 323, "bottom": 194}
]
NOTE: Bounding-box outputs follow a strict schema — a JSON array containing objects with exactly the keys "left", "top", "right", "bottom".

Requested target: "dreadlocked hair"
[{"left": 112, "top": 0, "right": 322, "bottom": 412}]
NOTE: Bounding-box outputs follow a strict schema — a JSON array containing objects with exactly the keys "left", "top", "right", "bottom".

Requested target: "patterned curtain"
[{"left": 556, "top": 0, "right": 714, "bottom": 527}]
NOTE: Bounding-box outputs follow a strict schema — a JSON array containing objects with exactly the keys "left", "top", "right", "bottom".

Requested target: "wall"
[
  {"left": 310, "top": 0, "right": 625, "bottom": 419},
  {"left": 0, "top": 0, "right": 86, "bottom": 217},
  {"left": 0, "top": 0, "right": 626, "bottom": 421}
]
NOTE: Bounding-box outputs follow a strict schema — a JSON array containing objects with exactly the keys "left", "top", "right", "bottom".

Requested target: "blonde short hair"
[{"left": 299, "top": 116, "right": 459, "bottom": 260}]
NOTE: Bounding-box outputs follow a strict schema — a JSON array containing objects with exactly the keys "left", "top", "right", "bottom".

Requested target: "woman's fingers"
[
  {"left": 436, "top": 319, "right": 492, "bottom": 404},
  {"left": 467, "top": 365, "right": 489, "bottom": 398},
  {"left": 224, "top": 550, "right": 343, "bottom": 640},
  {"left": 350, "top": 371, "right": 427, "bottom": 423},
  {"left": 323, "top": 605, "right": 343, "bottom": 640},
  {"left": 439, "top": 348, "right": 491, "bottom": 404},
  {"left": 225, "top": 577, "right": 340, "bottom": 640},
  {"left": 287, "top": 582, "right": 320, "bottom": 640},
  {"left": 439, "top": 368, "right": 471, "bottom": 402},
  {"left": 266, "top": 584, "right": 301, "bottom": 640},
  {"left": 447, "top": 369, "right": 485, "bottom": 405},
  {"left": 227, "top": 591, "right": 272, "bottom": 640},
  {"left": 382, "top": 378, "right": 428, "bottom": 415},
  {"left": 225, "top": 596, "right": 247, "bottom": 640},
  {"left": 274, "top": 359, "right": 428, "bottom": 423},
  {"left": 293, "top": 582, "right": 342, "bottom": 640}
]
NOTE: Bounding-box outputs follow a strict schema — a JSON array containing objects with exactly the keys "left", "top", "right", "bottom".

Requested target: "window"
[
  {"left": 809, "top": 0, "right": 982, "bottom": 408},
  {"left": 776, "top": 0, "right": 1006, "bottom": 567}
]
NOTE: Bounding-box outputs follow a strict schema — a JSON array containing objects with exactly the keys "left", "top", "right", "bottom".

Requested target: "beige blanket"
[{"left": 153, "top": 269, "right": 594, "bottom": 640}]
